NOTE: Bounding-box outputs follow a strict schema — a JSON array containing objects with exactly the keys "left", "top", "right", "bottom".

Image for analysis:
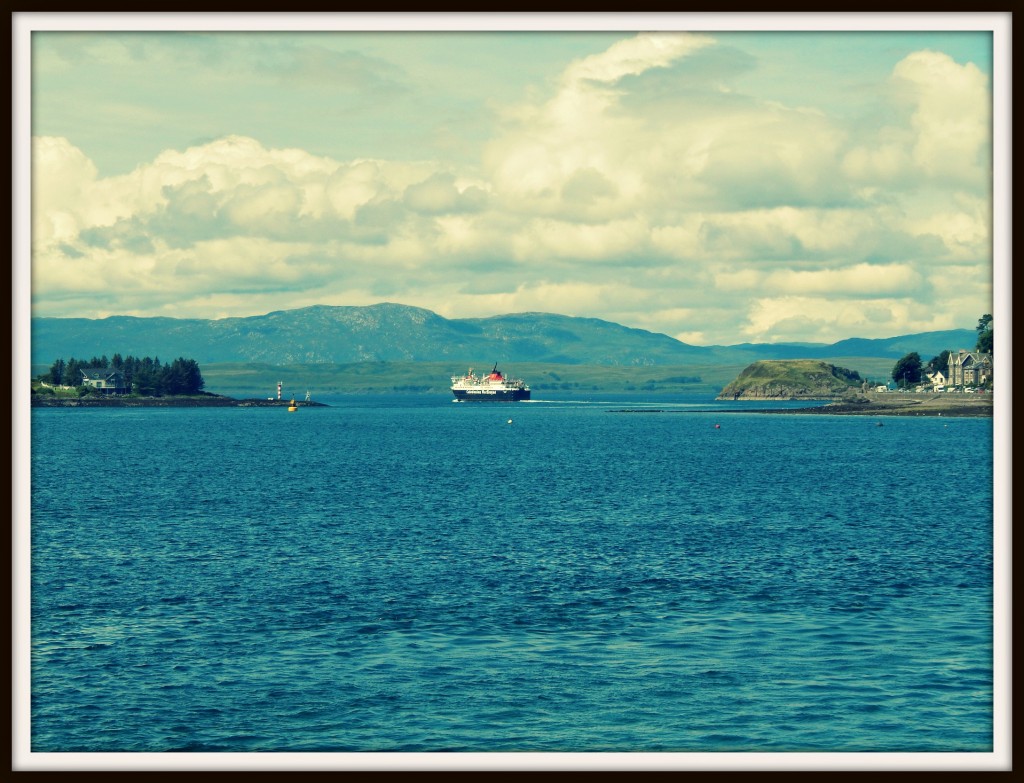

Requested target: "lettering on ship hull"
[{"left": 450, "top": 364, "right": 531, "bottom": 402}]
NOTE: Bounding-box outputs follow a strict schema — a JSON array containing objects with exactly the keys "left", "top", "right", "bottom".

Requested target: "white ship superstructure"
[{"left": 451, "top": 364, "right": 530, "bottom": 401}]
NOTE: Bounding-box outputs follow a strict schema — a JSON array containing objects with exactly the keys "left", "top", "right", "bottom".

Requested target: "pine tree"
[{"left": 46, "top": 358, "right": 65, "bottom": 385}]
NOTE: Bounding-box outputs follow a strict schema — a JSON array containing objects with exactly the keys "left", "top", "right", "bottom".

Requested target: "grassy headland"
[
  {"left": 717, "top": 359, "right": 865, "bottom": 400},
  {"left": 711, "top": 358, "right": 992, "bottom": 416}
]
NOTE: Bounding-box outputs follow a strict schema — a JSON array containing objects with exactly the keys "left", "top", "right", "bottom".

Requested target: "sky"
[{"left": 19, "top": 14, "right": 1007, "bottom": 346}]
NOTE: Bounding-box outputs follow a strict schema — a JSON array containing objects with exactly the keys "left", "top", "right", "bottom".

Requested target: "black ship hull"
[{"left": 452, "top": 388, "right": 531, "bottom": 401}]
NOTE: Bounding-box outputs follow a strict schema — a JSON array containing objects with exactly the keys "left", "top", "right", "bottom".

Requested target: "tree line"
[
  {"left": 42, "top": 354, "right": 205, "bottom": 396},
  {"left": 891, "top": 314, "right": 993, "bottom": 387}
]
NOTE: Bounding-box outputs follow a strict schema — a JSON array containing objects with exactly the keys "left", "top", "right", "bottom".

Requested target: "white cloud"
[
  {"left": 716, "top": 263, "right": 922, "bottom": 298},
  {"left": 842, "top": 50, "right": 990, "bottom": 190},
  {"left": 483, "top": 33, "right": 717, "bottom": 221},
  {"left": 403, "top": 173, "right": 488, "bottom": 215},
  {"left": 561, "top": 31, "right": 715, "bottom": 86},
  {"left": 29, "top": 33, "right": 994, "bottom": 346},
  {"left": 895, "top": 51, "right": 990, "bottom": 183},
  {"left": 739, "top": 291, "right": 984, "bottom": 344},
  {"left": 509, "top": 217, "right": 650, "bottom": 263},
  {"left": 900, "top": 194, "right": 990, "bottom": 262},
  {"left": 32, "top": 136, "right": 99, "bottom": 245}
]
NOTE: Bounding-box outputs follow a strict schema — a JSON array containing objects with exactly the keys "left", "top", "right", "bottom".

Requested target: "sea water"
[{"left": 27, "top": 395, "right": 994, "bottom": 754}]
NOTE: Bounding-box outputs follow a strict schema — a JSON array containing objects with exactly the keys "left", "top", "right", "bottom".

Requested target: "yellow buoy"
[{"left": 287, "top": 398, "right": 298, "bottom": 412}]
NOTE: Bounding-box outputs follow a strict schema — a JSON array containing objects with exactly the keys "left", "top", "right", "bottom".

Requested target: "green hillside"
[
  {"left": 717, "top": 360, "right": 866, "bottom": 400},
  {"left": 30, "top": 303, "right": 975, "bottom": 368}
]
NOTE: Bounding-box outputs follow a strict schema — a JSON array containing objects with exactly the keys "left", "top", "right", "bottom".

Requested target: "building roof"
[
  {"left": 80, "top": 368, "right": 125, "bottom": 381},
  {"left": 949, "top": 350, "right": 993, "bottom": 366}
]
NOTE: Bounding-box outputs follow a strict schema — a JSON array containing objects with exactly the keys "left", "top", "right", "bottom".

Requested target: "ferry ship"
[{"left": 451, "top": 364, "right": 531, "bottom": 402}]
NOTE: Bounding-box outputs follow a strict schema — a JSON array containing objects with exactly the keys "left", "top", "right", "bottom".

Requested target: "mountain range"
[{"left": 31, "top": 302, "right": 976, "bottom": 369}]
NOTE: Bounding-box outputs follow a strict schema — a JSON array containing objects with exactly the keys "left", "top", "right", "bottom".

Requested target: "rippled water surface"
[{"left": 30, "top": 396, "right": 993, "bottom": 753}]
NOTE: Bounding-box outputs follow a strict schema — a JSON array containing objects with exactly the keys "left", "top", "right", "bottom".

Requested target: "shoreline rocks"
[{"left": 750, "top": 393, "right": 993, "bottom": 417}]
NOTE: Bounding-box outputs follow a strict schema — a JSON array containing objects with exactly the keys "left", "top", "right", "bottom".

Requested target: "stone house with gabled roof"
[
  {"left": 947, "top": 349, "right": 993, "bottom": 388},
  {"left": 80, "top": 368, "right": 127, "bottom": 394}
]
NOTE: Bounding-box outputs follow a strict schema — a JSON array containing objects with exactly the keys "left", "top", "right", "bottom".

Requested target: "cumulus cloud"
[
  {"left": 403, "top": 173, "right": 488, "bottom": 215},
  {"left": 562, "top": 32, "right": 715, "bottom": 86},
  {"left": 482, "top": 33, "right": 717, "bottom": 221},
  {"left": 741, "top": 293, "right": 978, "bottom": 345},
  {"left": 842, "top": 50, "right": 990, "bottom": 190},
  {"left": 717, "top": 263, "right": 924, "bottom": 297},
  {"left": 32, "top": 136, "right": 101, "bottom": 245},
  {"left": 895, "top": 51, "right": 990, "bottom": 182},
  {"left": 30, "top": 33, "right": 994, "bottom": 344}
]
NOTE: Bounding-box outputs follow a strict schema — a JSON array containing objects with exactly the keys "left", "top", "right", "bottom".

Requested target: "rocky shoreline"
[
  {"left": 611, "top": 392, "right": 993, "bottom": 417},
  {"left": 31, "top": 394, "right": 329, "bottom": 408},
  {"left": 745, "top": 393, "right": 993, "bottom": 417}
]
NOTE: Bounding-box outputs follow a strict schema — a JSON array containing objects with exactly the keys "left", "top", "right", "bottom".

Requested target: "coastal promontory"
[{"left": 717, "top": 359, "right": 864, "bottom": 400}]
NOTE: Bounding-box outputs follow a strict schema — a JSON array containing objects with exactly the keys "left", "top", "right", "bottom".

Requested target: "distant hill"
[
  {"left": 707, "top": 330, "right": 978, "bottom": 363},
  {"left": 717, "top": 360, "right": 865, "bottom": 400},
  {"left": 30, "top": 302, "right": 976, "bottom": 369}
]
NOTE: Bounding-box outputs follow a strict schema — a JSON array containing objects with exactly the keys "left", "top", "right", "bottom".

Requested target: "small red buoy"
[{"left": 714, "top": 424, "right": 721, "bottom": 429}]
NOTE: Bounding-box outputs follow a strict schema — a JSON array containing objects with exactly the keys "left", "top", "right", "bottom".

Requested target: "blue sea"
[{"left": 27, "top": 394, "right": 995, "bottom": 762}]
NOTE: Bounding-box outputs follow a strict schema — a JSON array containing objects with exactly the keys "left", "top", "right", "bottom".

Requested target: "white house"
[
  {"left": 925, "top": 369, "right": 947, "bottom": 391},
  {"left": 80, "top": 368, "right": 127, "bottom": 394}
]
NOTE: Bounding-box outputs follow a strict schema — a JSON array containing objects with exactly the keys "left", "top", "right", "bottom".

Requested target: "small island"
[
  {"left": 715, "top": 358, "right": 992, "bottom": 417},
  {"left": 717, "top": 359, "right": 864, "bottom": 401},
  {"left": 31, "top": 353, "right": 327, "bottom": 408}
]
